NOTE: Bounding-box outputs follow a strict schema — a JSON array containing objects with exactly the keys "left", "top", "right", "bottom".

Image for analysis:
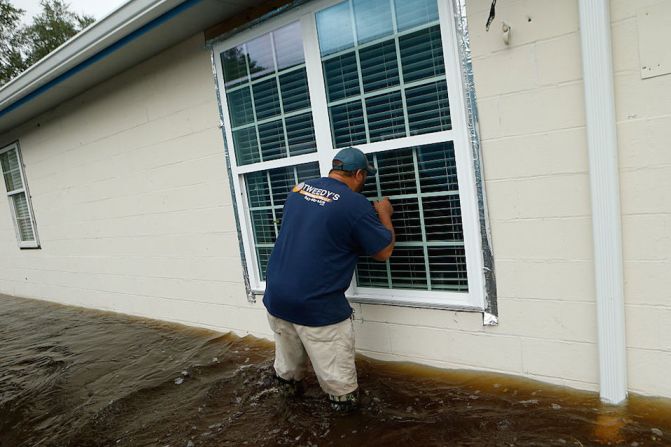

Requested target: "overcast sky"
[{"left": 12, "top": 0, "right": 130, "bottom": 24}]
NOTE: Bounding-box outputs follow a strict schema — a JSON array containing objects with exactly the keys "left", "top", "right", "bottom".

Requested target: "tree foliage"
[
  {"left": 0, "top": 0, "right": 26, "bottom": 84},
  {"left": 0, "top": 0, "right": 95, "bottom": 87}
]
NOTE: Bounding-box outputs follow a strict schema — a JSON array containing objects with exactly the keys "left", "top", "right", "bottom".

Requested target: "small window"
[{"left": 0, "top": 142, "right": 40, "bottom": 248}]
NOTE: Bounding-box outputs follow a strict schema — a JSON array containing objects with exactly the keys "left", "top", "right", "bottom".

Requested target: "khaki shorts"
[{"left": 267, "top": 312, "right": 358, "bottom": 397}]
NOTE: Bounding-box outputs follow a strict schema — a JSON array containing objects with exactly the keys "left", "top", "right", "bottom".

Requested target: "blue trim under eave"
[{"left": 0, "top": 0, "right": 202, "bottom": 120}]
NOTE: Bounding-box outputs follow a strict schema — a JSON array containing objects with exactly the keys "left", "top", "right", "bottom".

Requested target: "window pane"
[
  {"left": 316, "top": 1, "right": 355, "bottom": 56},
  {"left": 258, "top": 120, "right": 286, "bottom": 161},
  {"left": 12, "top": 193, "right": 34, "bottom": 242},
  {"left": 389, "top": 247, "right": 427, "bottom": 289},
  {"left": 1, "top": 149, "right": 23, "bottom": 192},
  {"left": 273, "top": 22, "right": 304, "bottom": 70},
  {"left": 221, "top": 46, "right": 248, "bottom": 86},
  {"left": 366, "top": 91, "right": 406, "bottom": 142},
  {"left": 417, "top": 142, "right": 458, "bottom": 193},
  {"left": 428, "top": 247, "right": 468, "bottom": 291},
  {"left": 330, "top": 100, "right": 367, "bottom": 147},
  {"left": 269, "top": 167, "right": 296, "bottom": 207},
  {"left": 246, "top": 172, "right": 270, "bottom": 207},
  {"left": 359, "top": 40, "right": 399, "bottom": 93},
  {"left": 279, "top": 69, "right": 311, "bottom": 113},
  {"left": 361, "top": 172, "right": 378, "bottom": 198},
  {"left": 405, "top": 80, "right": 451, "bottom": 135},
  {"left": 356, "top": 256, "right": 389, "bottom": 287},
  {"left": 253, "top": 79, "right": 282, "bottom": 120},
  {"left": 422, "top": 195, "right": 463, "bottom": 242},
  {"left": 257, "top": 247, "right": 273, "bottom": 281},
  {"left": 232, "top": 127, "right": 260, "bottom": 165},
  {"left": 393, "top": 198, "right": 422, "bottom": 242},
  {"left": 0, "top": 148, "right": 19, "bottom": 172},
  {"left": 285, "top": 113, "right": 316, "bottom": 156},
  {"left": 353, "top": 0, "right": 393, "bottom": 44},
  {"left": 3, "top": 169, "right": 22, "bottom": 192},
  {"left": 375, "top": 148, "right": 417, "bottom": 196},
  {"left": 246, "top": 34, "right": 275, "bottom": 79},
  {"left": 227, "top": 87, "right": 255, "bottom": 127},
  {"left": 251, "top": 209, "right": 276, "bottom": 244},
  {"left": 323, "top": 52, "right": 360, "bottom": 102},
  {"left": 296, "top": 163, "right": 322, "bottom": 182},
  {"left": 394, "top": 0, "right": 439, "bottom": 31},
  {"left": 399, "top": 25, "right": 445, "bottom": 83}
]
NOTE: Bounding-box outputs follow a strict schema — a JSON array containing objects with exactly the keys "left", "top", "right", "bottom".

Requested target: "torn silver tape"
[
  {"left": 483, "top": 312, "right": 498, "bottom": 327},
  {"left": 452, "top": 0, "right": 498, "bottom": 325},
  {"left": 209, "top": 50, "right": 255, "bottom": 304}
]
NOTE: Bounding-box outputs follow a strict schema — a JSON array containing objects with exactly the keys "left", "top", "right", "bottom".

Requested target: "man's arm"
[{"left": 372, "top": 198, "right": 395, "bottom": 262}]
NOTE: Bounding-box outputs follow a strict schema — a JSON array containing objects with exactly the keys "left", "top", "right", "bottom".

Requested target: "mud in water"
[{"left": 1, "top": 295, "right": 670, "bottom": 447}]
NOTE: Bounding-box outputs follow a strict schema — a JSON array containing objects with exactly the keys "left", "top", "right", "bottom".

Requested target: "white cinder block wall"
[
  {"left": 1, "top": 0, "right": 669, "bottom": 399},
  {"left": 0, "top": 34, "right": 272, "bottom": 338},
  {"left": 609, "top": 0, "right": 671, "bottom": 398}
]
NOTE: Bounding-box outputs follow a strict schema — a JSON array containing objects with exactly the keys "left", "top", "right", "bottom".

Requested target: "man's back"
[{"left": 263, "top": 176, "right": 391, "bottom": 327}]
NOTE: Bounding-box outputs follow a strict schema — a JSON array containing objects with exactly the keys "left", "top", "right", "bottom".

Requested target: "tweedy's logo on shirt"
[{"left": 293, "top": 182, "right": 340, "bottom": 206}]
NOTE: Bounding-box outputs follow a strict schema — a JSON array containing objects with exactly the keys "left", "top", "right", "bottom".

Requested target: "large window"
[
  {"left": 214, "top": 0, "right": 485, "bottom": 310},
  {"left": 0, "top": 142, "right": 39, "bottom": 248}
]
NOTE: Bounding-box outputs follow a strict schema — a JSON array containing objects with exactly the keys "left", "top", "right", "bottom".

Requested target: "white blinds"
[
  {"left": 1, "top": 146, "right": 38, "bottom": 245},
  {"left": 1, "top": 148, "right": 22, "bottom": 193},
  {"left": 356, "top": 142, "right": 468, "bottom": 292},
  {"left": 12, "top": 193, "right": 35, "bottom": 242}
]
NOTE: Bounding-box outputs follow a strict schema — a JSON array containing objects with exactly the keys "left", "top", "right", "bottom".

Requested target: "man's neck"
[{"left": 328, "top": 173, "right": 358, "bottom": 192}]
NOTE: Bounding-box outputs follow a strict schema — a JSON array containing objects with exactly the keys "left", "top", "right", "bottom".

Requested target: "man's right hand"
[
  {"left": 374, "top": 197, "right": 394, "bottom": 219},
  {"left": 371, "top": 197, "right": 395, "bottom": 262}
]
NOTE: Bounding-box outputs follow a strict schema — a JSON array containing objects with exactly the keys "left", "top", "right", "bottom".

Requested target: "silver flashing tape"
[
  {"left": 451, "top": 0, "right": 499, "bottom": 325},
  {"left": 209, "top": 50, "right": 256, "bottom": 304}
]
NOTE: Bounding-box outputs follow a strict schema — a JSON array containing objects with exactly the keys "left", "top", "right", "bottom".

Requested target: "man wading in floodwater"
[{"left": 263, "top": 147, "right": 395, "bottom": 411}]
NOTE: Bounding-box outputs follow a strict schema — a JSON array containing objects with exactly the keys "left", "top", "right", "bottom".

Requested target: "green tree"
[
  {"left": 23, "top": 0, "right": 95, "bottom": 66},
  {"left": 0, "top": 0, "right": 27, "bottom": 85},
  {"left": 0, "top": 0, "right": 95, "bottom": 87}
]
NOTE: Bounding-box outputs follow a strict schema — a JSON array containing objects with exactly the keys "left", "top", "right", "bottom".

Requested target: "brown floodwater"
[{"left": 1, "top": 294, "right": 670, "bottom": 447}]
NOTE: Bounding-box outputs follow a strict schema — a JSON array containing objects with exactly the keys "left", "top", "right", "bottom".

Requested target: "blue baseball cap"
[{"left": 332, "top": 147, "right": 376, "bottom": 175}]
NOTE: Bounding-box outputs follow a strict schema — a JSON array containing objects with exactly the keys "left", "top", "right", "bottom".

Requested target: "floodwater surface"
[{"left": 1, "top": 294, "right": 670, "bottom": 447}]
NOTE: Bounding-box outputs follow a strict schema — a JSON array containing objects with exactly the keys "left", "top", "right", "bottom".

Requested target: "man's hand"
[
  {"left": 374, "top": 197, "right": 394, "bottom": 219},
  {"left": 371, "top": 198, "right": 395, "bottom": 262}
]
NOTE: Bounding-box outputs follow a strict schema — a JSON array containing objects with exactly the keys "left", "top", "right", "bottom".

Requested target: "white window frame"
[
  {"left": 0, "top": 142, "right": 40, "bottom": 249},
  {"left": 212, "top": 0, "right": 485, "bottom": 311}
]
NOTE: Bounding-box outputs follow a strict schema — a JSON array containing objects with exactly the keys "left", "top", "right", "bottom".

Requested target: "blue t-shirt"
[{"left": 263, "top": 177, "right": 392, "bottom": 327}]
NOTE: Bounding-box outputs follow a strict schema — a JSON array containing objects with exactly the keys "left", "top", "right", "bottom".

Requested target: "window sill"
[
  {"left": 347, "top": 291, "right": 482, "bottom": 312},
  {"left": 19, "top": 243, "right": 41, "bottom": 250},
  {"left": 250, "top": 287, "right": 483, "bottom": 313}
]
